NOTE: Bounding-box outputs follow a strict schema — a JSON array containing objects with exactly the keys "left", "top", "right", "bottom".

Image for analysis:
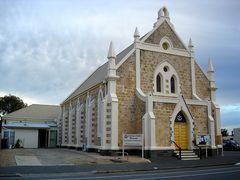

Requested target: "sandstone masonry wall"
[
  {"left": 140, "top": 50, "right": 192, "bottom": 99},
  {"left": 154, "top": 102, "right": 176, "bottom": 147},
  {"left": 116, "top": 53, "right": 144, "bottom": 146},
  {"left": 188, "top": 105, "right": 208, "bottom": 135},
  {"left": 145, "top": 21, "right": 186, "bottom": 49},
  {"left": 195, "top": 62, "right": 211, "bottom": 99}
]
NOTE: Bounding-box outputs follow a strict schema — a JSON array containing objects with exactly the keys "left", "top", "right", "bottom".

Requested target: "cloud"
[
  {"left": 0, "top": 0, "right": 145, "bottom": 104},
  {"left": 0, "top": 0, "right": 240, "bottom": 130},
  {"left": 221, "top": 104, "right": 240, "bottom": 114},
  {"left": 0, "top": 91, "right": 46, "bottom": 105},
  {"left": 221, "top": 104, "right": 240, "bottom": 131}
]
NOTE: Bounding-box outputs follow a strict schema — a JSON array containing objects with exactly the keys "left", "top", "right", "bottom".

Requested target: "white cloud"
[
  {"left": 0, "top": 91, "right": 48, "bottom": 105},
  {"left": 0, "top": 0, "right": 240, "bottom": 130},
  {"left": 221, "top": 104, "right": 240, "bottom": 114}
]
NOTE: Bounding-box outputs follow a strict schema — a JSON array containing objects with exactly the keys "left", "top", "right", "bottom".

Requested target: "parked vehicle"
[{"left": 223, "top": 140, "right": 240, "bottom": 151}]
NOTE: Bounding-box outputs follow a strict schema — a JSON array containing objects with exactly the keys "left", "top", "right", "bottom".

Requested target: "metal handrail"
[{"left": 171, "top": 140, "right": 182, "bottom": 160}]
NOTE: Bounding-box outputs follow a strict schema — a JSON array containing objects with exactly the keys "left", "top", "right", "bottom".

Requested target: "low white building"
[
  {"left": 233, "top": 128, "right": 240, "bottom": 144},
  {"left": 2, "top": 104, "right": 60, "bottom": 148}
]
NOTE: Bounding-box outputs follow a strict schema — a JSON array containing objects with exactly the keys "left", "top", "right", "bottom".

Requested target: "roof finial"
[
  {"left": 107, "top": 41, "right": 116, "bottom": 59},
  {"left": 134, "top": 27, "right": 140, "bottom": 42},
  {"left": 158, "top": 6, "right": 170, "bottom": 20}
]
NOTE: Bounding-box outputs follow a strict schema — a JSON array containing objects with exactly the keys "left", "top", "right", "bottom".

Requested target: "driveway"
[{"left": 0, "top": 148, "right": 147, "bottom": 167}]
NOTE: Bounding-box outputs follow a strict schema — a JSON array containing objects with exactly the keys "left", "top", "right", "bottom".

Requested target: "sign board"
[
  {"left": 122, "top": 133, "right": 144, "bottom": 159},
  {"left": 123, "top": 134, "right": 143, "bottom": 146},
  {"left": 196, "top": 135, "right": 211, "bottom": 146}
]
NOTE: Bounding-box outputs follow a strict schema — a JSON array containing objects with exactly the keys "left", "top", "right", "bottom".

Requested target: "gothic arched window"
[
  {"left": 156, "top": 74, "right": 162, "bottom": 92},
  {"left": 170, "top": 76, "right": 176, "bottom": 93},
  {"left": 154, "top": 61, "right": 180, "bottom": 96}
]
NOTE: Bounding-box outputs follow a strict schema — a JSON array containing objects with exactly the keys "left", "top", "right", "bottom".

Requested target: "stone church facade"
[{"left": 58, "top": 7, "right": 222, "bottom": 157}]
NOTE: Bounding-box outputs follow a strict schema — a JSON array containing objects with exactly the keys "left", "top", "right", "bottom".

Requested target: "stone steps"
[{"left": 174, "top": 150, "right": 200, "bottom": 160}]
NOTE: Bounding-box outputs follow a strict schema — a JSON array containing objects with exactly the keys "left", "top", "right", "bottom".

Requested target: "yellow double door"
[{"left": 174, "top": 122, "right": 188, "bottom": 149}]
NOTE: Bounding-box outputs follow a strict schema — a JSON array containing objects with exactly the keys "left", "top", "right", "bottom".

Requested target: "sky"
[{"left": 0, "top": 0, "right": 239, "bottom": 131}]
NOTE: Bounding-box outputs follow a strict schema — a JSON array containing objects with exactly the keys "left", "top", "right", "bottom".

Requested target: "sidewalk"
[
  {"left": 0, "top": 148, "right": 147, "bottom": 167},
  {"left": 0, "top": 151, "right": 240, "bottom": 176},
  {"left": 150, "top": 151, "right": 240, "bottom": 169}
]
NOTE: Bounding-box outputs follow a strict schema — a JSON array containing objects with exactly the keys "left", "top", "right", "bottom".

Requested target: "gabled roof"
[
  {"left": 62, "top": 43, "right": 134, "bottom": 104},
  {"left": 3, "top": 104, "right": 60, "bottom": 122}
]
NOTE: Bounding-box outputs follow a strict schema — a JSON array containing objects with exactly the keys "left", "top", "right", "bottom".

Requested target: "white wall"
[
  {"left": 234, "top": 128, "right": 240, "bottom": 144},
  {"left": 14, "top": 129, "right": 39, "bottom": 148}
]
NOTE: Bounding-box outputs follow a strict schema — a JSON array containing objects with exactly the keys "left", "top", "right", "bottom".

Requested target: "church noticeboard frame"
[
  {"left": 122, "top": 133, "right": 144, "bottom": 159},
  {"left": 196, "top": 135, "right": 211, "bottom": 146}
]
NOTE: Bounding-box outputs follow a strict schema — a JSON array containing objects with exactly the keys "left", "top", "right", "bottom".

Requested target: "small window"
[
  {"left": 162, "top": 42, "right": 169, "bottom": 50},
  {"left": 156, "top": 74, "right": 161, "bottom": 92},
  {"left": 163, "top": 66, "right": 169, "bottom": 72},
  {"left": 170, "top": 76, "right": 176, "bottom": 93},
  {"left": 175, "top": 111, "right": 186, "bottom": 122}
]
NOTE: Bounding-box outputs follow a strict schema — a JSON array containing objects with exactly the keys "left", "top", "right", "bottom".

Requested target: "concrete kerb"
[
  {"left": 92, "top": 163, "right": 240, "bottom": 175},
  {"left": 92, "top": 166, "right": 159, "bottom": 174},
  {"left": 93, "top": 163, "right": 238, "bottom": 174}
]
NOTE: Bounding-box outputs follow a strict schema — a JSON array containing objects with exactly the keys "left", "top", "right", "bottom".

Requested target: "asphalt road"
[{"left": 1, "top": 164, "right": 240, "bottom": 180}]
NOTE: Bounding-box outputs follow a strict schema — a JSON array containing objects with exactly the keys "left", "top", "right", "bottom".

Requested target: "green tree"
[
  {"left": 221, "top": 128, "right": 229, "bottom": 137},
  {"left": 0, "top": 94, "right": 27, "bottom": 114}
]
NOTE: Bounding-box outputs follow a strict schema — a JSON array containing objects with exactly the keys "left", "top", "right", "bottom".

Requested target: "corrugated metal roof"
[
  {"left": 62, "top": 43, "right": 135, "bottom": 104},
  {"left": 3, "top": 104, "right": 60, "bottom": 122}
]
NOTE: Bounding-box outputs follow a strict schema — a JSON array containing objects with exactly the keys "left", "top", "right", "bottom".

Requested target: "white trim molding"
[
  {"left": 136, "top": 43, "right": 190, "bottom": 58},
  {"left": 143, "top": 93, "right": 156, "bottom": 149},
  {"left": 97, "top": 89, "right": 103, "bottom": 138},
  {"left": 153, "top": 61, "right": 181, "bottom": 96},
  {"left": 76, "top": 102, "right": 83, "bottom": 147},
  {"left": 207, "top": 101, "right": 216, "bottom": 149},
  {"left": 169, "top": 95, "right": 195, "bottom": 150}
]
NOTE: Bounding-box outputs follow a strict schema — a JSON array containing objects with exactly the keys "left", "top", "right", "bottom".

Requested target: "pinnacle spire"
[
  {"left": 107, "top": 41, "right": 116, "bottom": 59},
  {"left": 207, "top": 58, "right": 217, "bottom": 101},
  {"left": 208, "top": 58, "right": 214, "bottom": 72},
  {"left": 188, "top": 38, "right": 193, "bottom": 48},
  {"left": 134, "top": 27, "right": 140, "bottom": 42},
  {"left": 134, "top": 27, "right": 140, "bottom": 38}
]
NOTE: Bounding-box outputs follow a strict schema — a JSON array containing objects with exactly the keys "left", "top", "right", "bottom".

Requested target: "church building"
[{"left": 58, "top": 7, "right": 222, "bottom": 158}]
